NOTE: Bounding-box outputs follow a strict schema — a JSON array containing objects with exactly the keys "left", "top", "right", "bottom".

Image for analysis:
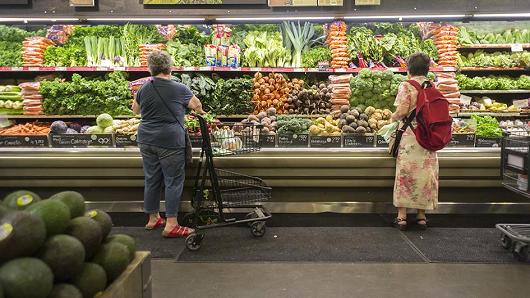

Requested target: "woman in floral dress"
[{"left": 391, "top": 53, "right": 439, "bottom": 230}]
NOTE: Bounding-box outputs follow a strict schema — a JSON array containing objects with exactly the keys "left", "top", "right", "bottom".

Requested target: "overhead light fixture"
[
  {"left": 86, "top": 17, "right": 205, "bottom": 22},
  {"left": 216, "top": 17, "right": 335, "bottom": 22},
  {"left": 344, "top": 14, "right": 465, "bottom": 20},
  {"left": 473, "top": 13, "right": 530, "bottom": 18},
  {"left": 0, "top": 18, "right": 79, "bottom": 23}
]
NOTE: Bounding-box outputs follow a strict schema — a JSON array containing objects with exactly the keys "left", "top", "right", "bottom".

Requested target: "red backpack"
[{"left": 407, "top": 80, "right": 452, "bottom": 151}]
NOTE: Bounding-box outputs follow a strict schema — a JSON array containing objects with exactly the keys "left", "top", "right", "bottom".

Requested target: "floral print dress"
[{"left": 393, "top": 76, "right": 439, "bottom": 210}]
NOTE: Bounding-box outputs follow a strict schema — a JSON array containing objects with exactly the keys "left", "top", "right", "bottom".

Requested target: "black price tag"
[
  {"left": 0, "top": 135, "right": 49, "bottom": 147},
  {"left": 259, "top": 134, "right": 276, "bottom": 148},
  {"left": 309, "top": 135, "right": 341, "bottom": 148},
  {"left": 317, "top": 62, "right": 330, "bottom": 71},
  {"left": 375, "top": 135, "right": 389, "bottom": 147},
  {"left": 189, "top": 135, "right": 203, "bottom": 148},
  {"left": 475, "top": 137, "right": 502, "bottom": 148},
  {"left": 343, "top": 134, "right": 375, "bottom": 148},
  {"left": 449, "top": 133, "right": 475, "bottom": 147},
  {"left": 278, "top": 133, "right": 309, "bottom": 148},
  {"left": 115, "top": 134, "right": 137, "bottom": 147},
  {"left": 50, "top": 134, "right": 113, "bottom": 148}
]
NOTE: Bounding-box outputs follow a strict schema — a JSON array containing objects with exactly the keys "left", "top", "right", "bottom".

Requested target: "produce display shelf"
[
  {"left": 459, "top": 67, "right": 529, "bottom": 72},
  {"left": 457, "top": 112, "right": 523, "bottom": 117},
  {"left": 458, "top": 44, "right": 530, "bottom": 50},
  {"left": 460, "top": 90, "right": 530, "bottom": 94},
  {"left": 1, "top": 115, "right": 138, "bottom": 119},
  {"left": 0, "top": 66, "right": 457, "bottom": 73}
]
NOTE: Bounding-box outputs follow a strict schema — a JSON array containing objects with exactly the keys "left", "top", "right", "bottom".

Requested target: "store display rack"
[
  {"left": 458, "top": 44, "right": 530, "bottom": 50},
  {"left": 460, "top": 90, "right": 530, "bottom": 94},
  {"left": 0, "top": 66, "right": 457, "bottom": 73}
]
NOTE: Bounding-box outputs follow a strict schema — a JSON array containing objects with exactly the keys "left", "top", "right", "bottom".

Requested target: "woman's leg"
[
  {"left": 140, "top": 144, "right": 164, "bottom": 227},
  {"left": 158, "top": 147, "right": 186, "bottom": 233},
  {"left": 417, "top": 209, "right": 427, "bottom": 224}
]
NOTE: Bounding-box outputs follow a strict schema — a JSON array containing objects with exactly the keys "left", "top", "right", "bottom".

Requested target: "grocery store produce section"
[{"left": 1, "top": 20, "right": 530, "bottom": 212}]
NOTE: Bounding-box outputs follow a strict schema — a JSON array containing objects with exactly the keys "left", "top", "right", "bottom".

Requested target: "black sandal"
[
  {"left": 393, "top": 218, "right": 407, "bottom": 231},
  {"left": 416, "top": 218, "right": 428, "bottom": 230}
]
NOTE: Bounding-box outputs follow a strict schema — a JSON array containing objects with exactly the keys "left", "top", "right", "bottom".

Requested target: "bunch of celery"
[
  {"left": 281, "top": 21, "right": 317, "bottom": 68},
  {"left": 84, "top": 36, "right": 127, "bottom": 66},
  {"left": 242, "top": 31, "right": 290, "bottom": 67}
]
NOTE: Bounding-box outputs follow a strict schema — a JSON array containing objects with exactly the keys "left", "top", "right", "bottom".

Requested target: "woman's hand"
[{"left": 188, "top": 96, "right": 205, "bottom": 114}]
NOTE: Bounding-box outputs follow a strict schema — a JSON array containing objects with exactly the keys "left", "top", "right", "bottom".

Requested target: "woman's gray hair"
[{"left": 148, "top": 51, "right": 172, "bottom": 76}]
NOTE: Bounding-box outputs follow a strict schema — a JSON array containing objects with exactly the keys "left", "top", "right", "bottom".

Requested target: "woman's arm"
[
  {"left": 132, "top": 95, "right": 141, "bottom": 115},
  {"left": 188, "top": 95, "right": 205, "bottom": 114},
  {"left": 391, "top": 83, "right": 414, "bottom": 122}
]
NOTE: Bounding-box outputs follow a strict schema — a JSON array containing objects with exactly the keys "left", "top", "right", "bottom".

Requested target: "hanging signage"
[
  {"left": 69, "top": 0, "right": 95, "bottom": 7},
  {"left": 269, "top": 0, "right": 317, "bottom": 7},
  {"left": 355, "top": 0, "right": 380, "bottom": 5},
  {"left": 144, "top": 0, "right": 265, "bottom": 4},
  {"left": 318, "top": 0, "right": 343, "bottom": 6}
]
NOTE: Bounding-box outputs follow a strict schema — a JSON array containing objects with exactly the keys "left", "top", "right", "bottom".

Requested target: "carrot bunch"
[
  {"left": 139, "top": 44, "right": 166, "bottom": 66},
  {"left": 22, "top": 37, "right": 54, "bottom": 66},
  {"left": 433, "top": 25, "right": 459, "bottom": 67},
  {"left": 19, "top": 82, "right": 43, "bottom": 115},
  {"left": 326, "top": 21, "right": 349, "bottom": 69},
  {"left": 0, "top": 122, "right": 50, "bottom": 135},
  {"left": 252, "top": 72, "right": 290, "bottom": 114}
]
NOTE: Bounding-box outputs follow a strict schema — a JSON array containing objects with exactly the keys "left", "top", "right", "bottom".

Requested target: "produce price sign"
[
  {"left": 309, "top": 135, "right": 341, "bottom": 148},
  {"left": 259, "top": 134, "right": 276, "bottom": 148},
  {"left": 278, "top": 133, "right": 309, "bottom": 147},
  {"left": 115, "top": 134, "right": 138, "bottom": 147},
  {"left": 475, "top": 137, "right": 502, "bottom": 147},
  {"left": 343, "top": 134, "right": 375, "bottom": 148},
  {"left": 50, "top": 134, "right": 113, "bottom": 148},
  {"left": 375, "top": 135, "right": 389, "bottom": 147},
  {"left": 0, "top": 135, "right": 49, "bottom": 148},
  {"left": 143, "top": 0, "right": 264, "bottom": 4},
  {"left": 448, "top": 133, "right": 475, "bottom": 147}
]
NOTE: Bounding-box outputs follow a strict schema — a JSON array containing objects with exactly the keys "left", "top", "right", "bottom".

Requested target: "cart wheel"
[
  {"left": 501, "top": 234, "right": 512, "bottom": 249},
  {"left": 245, "top": 212, "right": 258, "bottom": 227},
  {"left": 182, "top": 213, "right": 196, "bottom": 228},
  {"left": 185, "top": 233, "right": 204, "bottom": 251},
  {"left": 250, "top": 221, "right": 266, "bottom": 237},
  {"left": 512, "top": 244, "right": 529, "bottom": 262}
]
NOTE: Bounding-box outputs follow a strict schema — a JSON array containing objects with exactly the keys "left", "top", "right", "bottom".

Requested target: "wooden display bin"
[{"left": 100, "top": 251, "right": 152, "bottom": 298}]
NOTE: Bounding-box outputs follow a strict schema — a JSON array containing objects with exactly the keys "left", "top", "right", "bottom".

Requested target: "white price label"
[
  {"left": 511, "top": 44, "right": 523, "bottom": 52},
  {"left": 114, "top": 66, "right": 125, "bottom": 71},
  {"left": 459, "top": 94, "right": 472, "bottom": 105},
  {"left": 513, "top": 99, "right": 528, "bottom": 109},
  {"left": 55, "top": 67, "right": 66, "bottom": 71}
]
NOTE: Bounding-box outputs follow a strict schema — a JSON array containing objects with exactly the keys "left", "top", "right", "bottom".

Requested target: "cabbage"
[
  {"left": 50, "top": 121, "right": 68, "bottom": 134},
  {"left": 96, "top": 113, "right": 113, "bottom": 129},
  {"left": 86, "top": 126, "right": 104, "bottom": 134},
  {"left": 103, "top": 126, "right": 114, "bottom": 134},
  {"left": 68, "top": 122, "right": 82, "bottom": 132},
  {"left": 66, "top": 128, "right": 78, "bottom": 134}
]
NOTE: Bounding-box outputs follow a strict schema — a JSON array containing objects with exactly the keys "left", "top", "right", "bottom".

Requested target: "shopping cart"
[
  {"left": 498, "top": 135, "right": 530, "bottom": 261},
  {"left": 183, "top": 114, "right": 272, "bottom": 251}
]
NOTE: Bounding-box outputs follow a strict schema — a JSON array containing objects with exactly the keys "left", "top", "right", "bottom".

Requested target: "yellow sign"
[{"left": 144, "top": 0, "right": 222, "bottom": 4}]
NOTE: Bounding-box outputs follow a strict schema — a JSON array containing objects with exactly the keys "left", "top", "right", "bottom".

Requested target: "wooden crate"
[{"left": 100, "top": 251, "right": 152, "bottom": 298}]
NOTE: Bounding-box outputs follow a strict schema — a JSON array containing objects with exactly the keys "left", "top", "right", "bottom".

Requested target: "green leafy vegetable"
[
  {"left": 302, "top": 46, "right": 331, "bottom": 67},
  {"left": 166, "top": 39, "right": 203, "bottom": 66},
  {"left": 277, "top": 116, "right": 312, "bottom": 134},
  {"left": 472, "top": 115, "right": 504, "bottom": 138},
  {"left": 349, "top": 69, "right": 405, "bottom": 109}
]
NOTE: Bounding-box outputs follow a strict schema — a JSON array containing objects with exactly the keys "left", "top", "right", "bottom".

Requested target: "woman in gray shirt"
[{"left": 133, "top": 51, "right": 204, "bottom": 238}]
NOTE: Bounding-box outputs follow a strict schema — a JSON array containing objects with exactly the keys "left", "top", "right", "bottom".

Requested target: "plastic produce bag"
[{"left": 377, "top": 121, "right": 399, "bottom": 143}]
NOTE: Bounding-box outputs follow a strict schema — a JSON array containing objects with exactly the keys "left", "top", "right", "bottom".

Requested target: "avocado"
[
  {"left": 38, "top": 234, "right": 85, "bottom": 282},
  {"left": 106, "top": 234, "right": 136, "bottom": 262},
  {"left": 72, "top": 263, "right": 107, "bottom": 298},
  {"left": 48, "top": 284, "right": 83, "bottom": 298},
  {"left": 49, "top": 191, "right": 85, "bottom": 218},
  {"left": 2, "top": 190, "right": 41, "bottom": 210},
  {"left": 26, "top": 200, "right": 71, "bottom": 237},
  {"left": 0, "top": 258, "right": 53, "bottom": 298},
  {"left": 93, "top": 242, "right": 130, "bottom": 282},
  {"left": 0, "top": 211, "right": 46, "bottom": 263},
  {"left": 66, "top": 217, "right": 103, "bottom": 260},
  {"left": 85, "top": 209, "right": 113, "bottom": 239}
]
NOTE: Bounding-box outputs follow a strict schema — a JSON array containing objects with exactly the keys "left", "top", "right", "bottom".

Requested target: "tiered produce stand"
[{"left": 1, "top": 21, "right": 530, "bottom": 213}]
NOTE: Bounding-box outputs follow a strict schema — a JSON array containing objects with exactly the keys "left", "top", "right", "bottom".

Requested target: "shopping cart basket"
[
  {"left": 183, "top": 114, "right": 272, "bottom": 251},
  {"left": 498, "top": 135, "right": 530, "bottom": 261}
]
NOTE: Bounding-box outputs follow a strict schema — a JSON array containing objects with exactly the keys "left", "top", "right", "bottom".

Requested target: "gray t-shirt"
[{"left": 136, "top": 77, "right": 193, "bottom": 149}]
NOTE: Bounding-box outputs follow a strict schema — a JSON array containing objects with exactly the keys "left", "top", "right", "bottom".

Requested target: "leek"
[
  {"left": 109, "top": 36, "right": 115, "bottom": 65},
  {"left": 281, "top": 21, "right": 315, "bottom": 68}
]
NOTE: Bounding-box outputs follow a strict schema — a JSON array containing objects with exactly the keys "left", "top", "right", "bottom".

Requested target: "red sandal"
[
  {"left": 145, "top": 217, "right": 165, "bottom": 230},
  {"left": 162, "top": 226, "right": 195, "bottom": 238}
]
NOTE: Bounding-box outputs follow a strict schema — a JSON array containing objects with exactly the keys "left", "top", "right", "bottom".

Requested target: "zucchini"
[
  {"left": 0, "top": 95, "right": 22, "bottom": 101},
  {"left": 0, "top": 92, "right": 21, "bottom": 96}
]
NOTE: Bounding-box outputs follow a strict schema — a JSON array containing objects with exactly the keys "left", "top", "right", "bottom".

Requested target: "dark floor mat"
[
  {"left": 404, "top": 228, "right": 520, "bottom": 263},
  {"left": 177, "top": 227, "right": 424, "bottom": 263},
  {"left": 111, "top": 227, "right": 185, "bottom": 259}
]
